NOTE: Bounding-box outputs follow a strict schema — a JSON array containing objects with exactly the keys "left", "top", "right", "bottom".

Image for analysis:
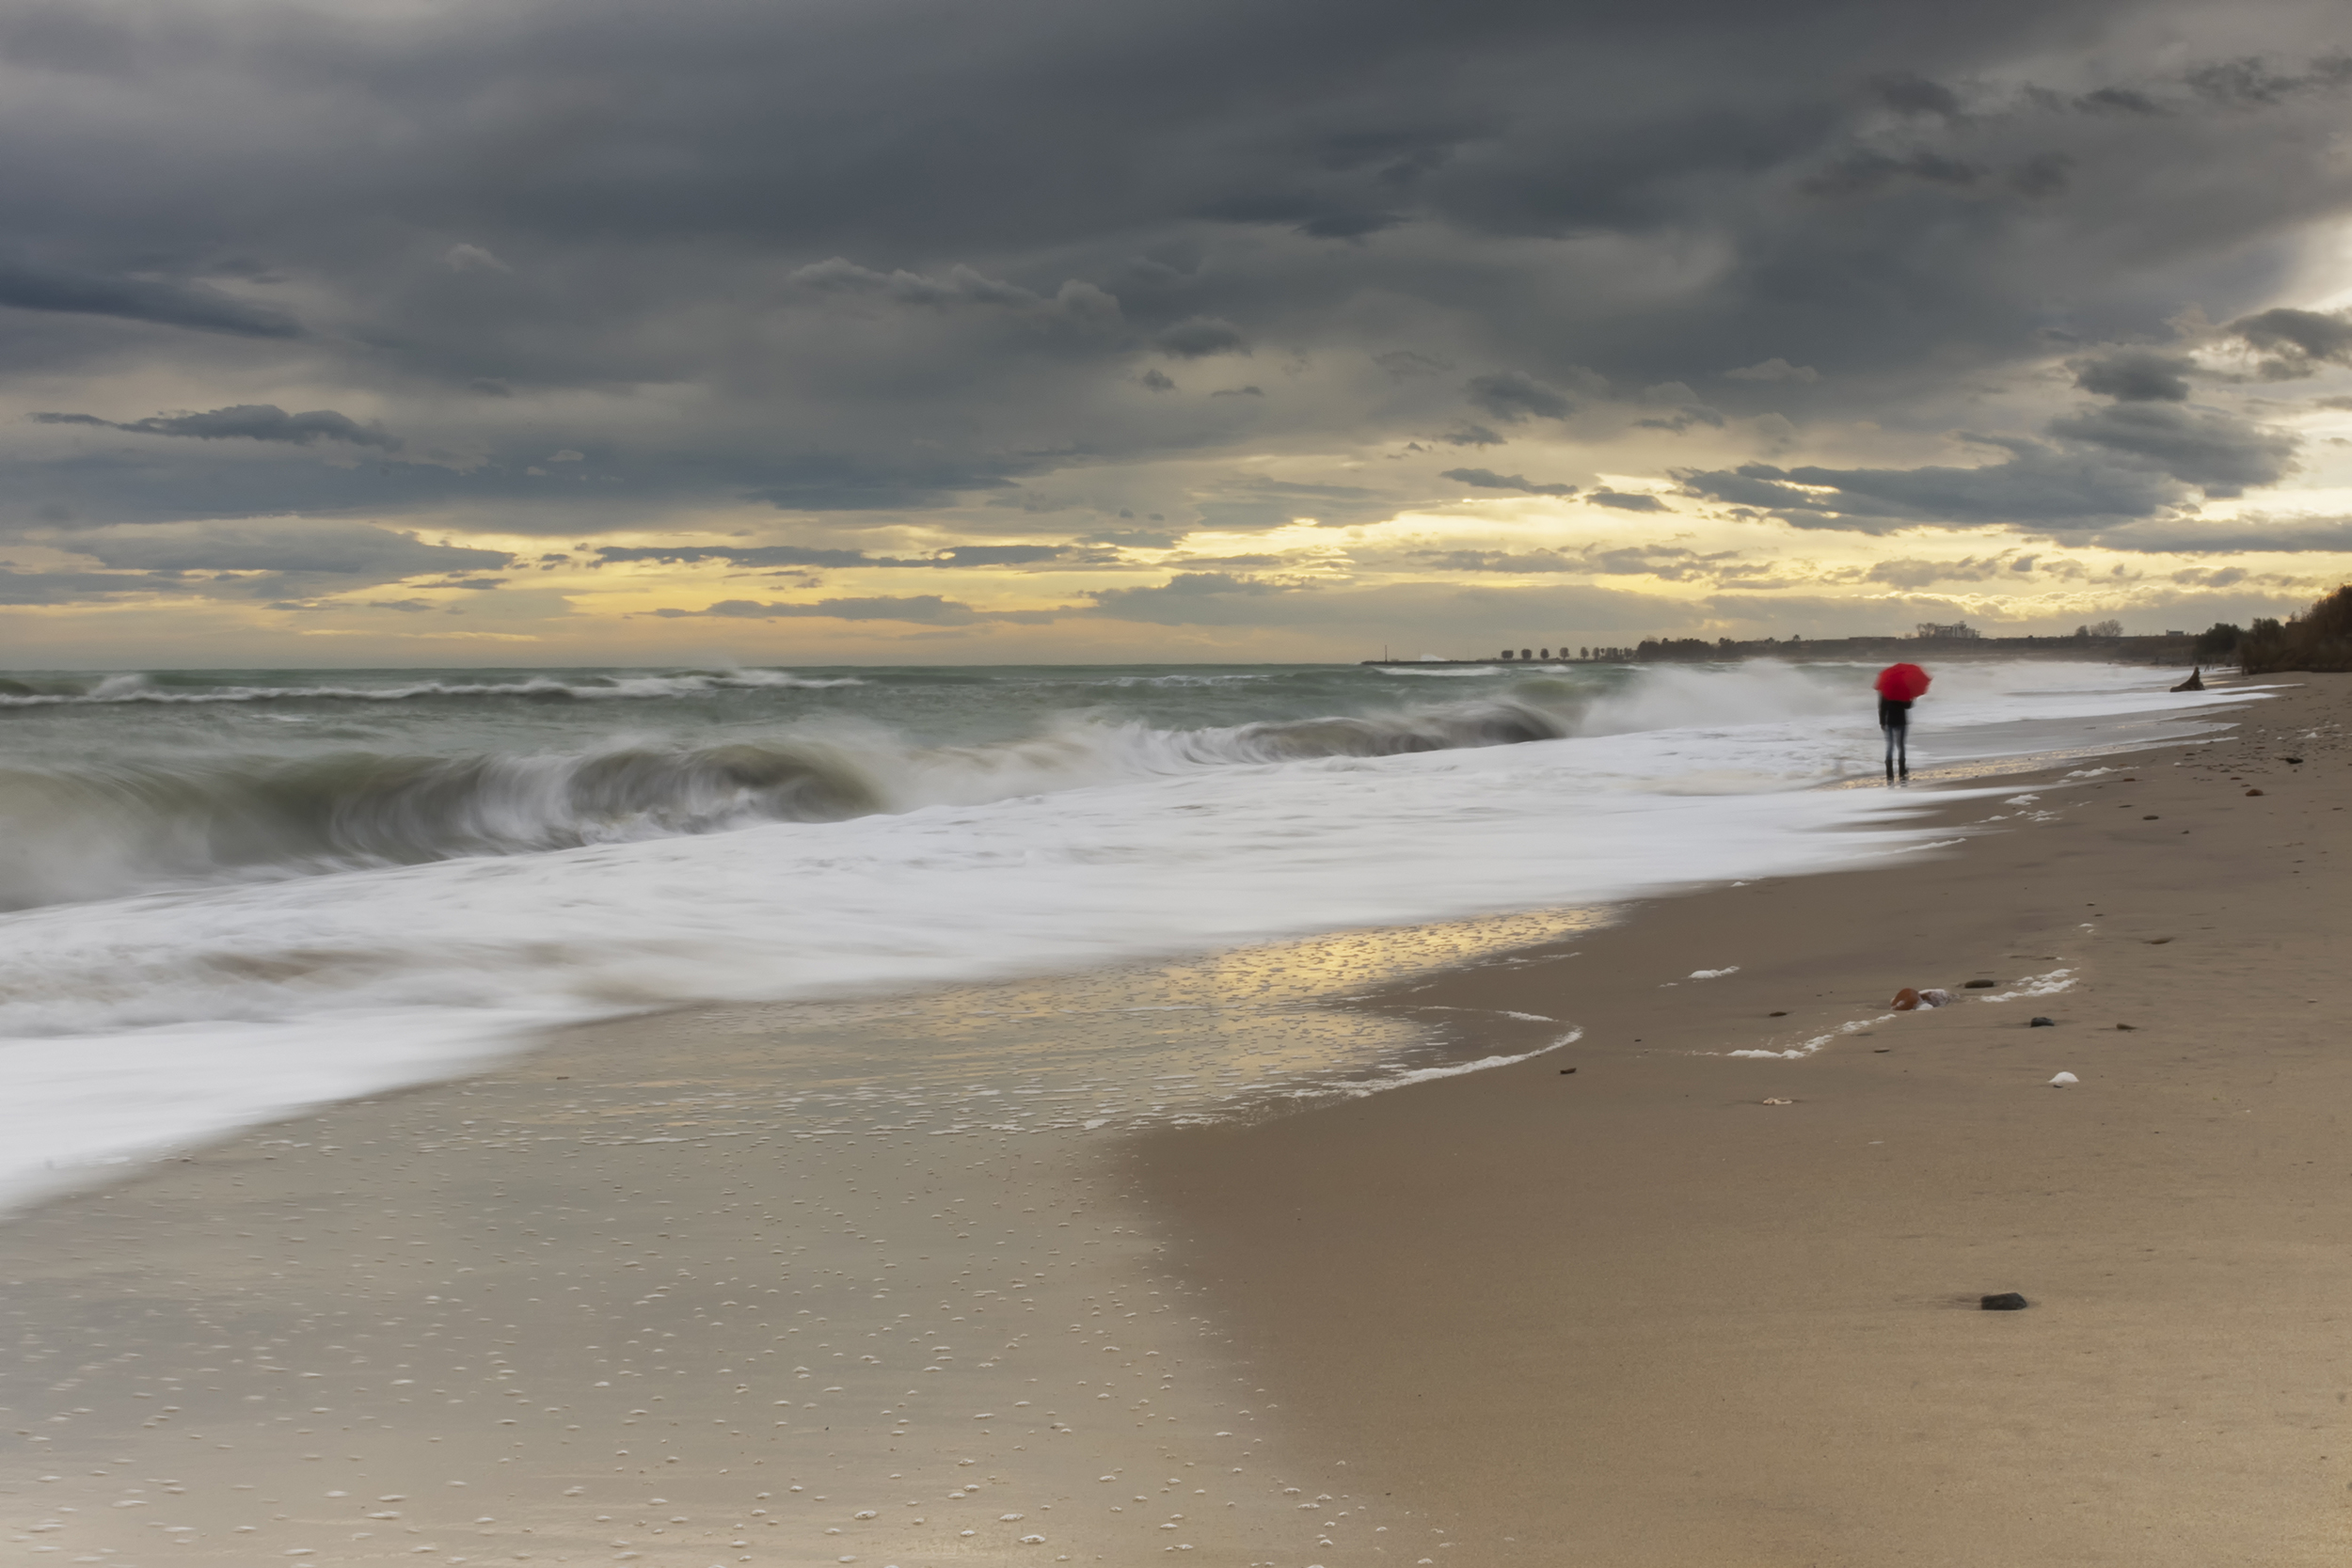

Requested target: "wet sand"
[
  {"left": 0, "top": 916, "right": 1593, "bottom": 1564},
  {"left": 1137, "top": 673, "right": 2352, "bottom": 1564}
]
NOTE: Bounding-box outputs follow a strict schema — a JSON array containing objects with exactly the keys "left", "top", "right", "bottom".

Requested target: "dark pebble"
[
  {"left": 1980, "top": 1292, "right": 2029, "bottom": 1311},
  {"left": 1963, "top": 979, "right": 1997, "bottom": 989},
  {"left": 1559, "top": 1068, "right": 1577, "bottom": 1074},
  {"left": 2028, "top": 1016, "right": 2055, "bottom": 1027}
]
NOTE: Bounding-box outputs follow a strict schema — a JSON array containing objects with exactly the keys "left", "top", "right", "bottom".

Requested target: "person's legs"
[{"left": 1895, "top": 720, "right": 1908, "bottom": 779}]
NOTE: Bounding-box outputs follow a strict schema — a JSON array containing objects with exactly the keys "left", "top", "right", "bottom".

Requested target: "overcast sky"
[{"left": 5, "top": 0, "right": 2352, "bottom": 666}]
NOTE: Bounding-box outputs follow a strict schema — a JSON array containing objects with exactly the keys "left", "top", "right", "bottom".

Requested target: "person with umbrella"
[{"left": 1875, "top": 661, "right": 1930, "bottom": 781}]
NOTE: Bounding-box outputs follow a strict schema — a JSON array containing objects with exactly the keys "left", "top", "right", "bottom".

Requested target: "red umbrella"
[{"left": 1875, "top": 662, "right": 1931, "bottom": 701}]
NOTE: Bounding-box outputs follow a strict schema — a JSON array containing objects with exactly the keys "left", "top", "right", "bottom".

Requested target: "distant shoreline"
[{"left": 1366, "top": 632, "right": 2206, "bottom": 667}]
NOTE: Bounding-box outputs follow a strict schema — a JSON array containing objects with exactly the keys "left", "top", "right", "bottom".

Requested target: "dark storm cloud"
[
  {"left": 1872, "top": 71, "right": 1964, "bottom": 119},
  {"left": 1296, "top": 212, "right": 1408, "bottom": 240},
  {"left": 1679, "top": 438, "right": 2185, "bottom": 531},
  {"left": 1464, "top": 372, "right": 1578, "bottom": 423},
  {"left": 1587, "top": 491, "right": 1669, "bottom": 512},
  {"left": 1152, "top": 317, "right": 1249, "bottom": 358},
  {"left": 33, "top": 404, "right": 400, "bottom": 449},
  {"left": 2074, "top": 515, "right": 2352, "bottom": 553},
  {"left": 1438, "top": 467, "right": 1576, "bottom": 497},
  {"left": 0, "top": 0, "right": 2347, "bottom": 561},
  {"left": 2043, "top": 403, "right": 2298, "bottom": 496},
  {"left": 2228, "top": 307, "right": 2352, "bottom": 378},
  {"left": 2070, "top": 348, "right": 2194, "bottom": 402},
  {"left": 0, "top": 259, "right": 299, "bottom": 339},
  {"left": 1685, "top": 397, "right": 2300, "bottom": 529},
  {"left": 2185, "top": 55, "right": 2352, "bottom": 108}
]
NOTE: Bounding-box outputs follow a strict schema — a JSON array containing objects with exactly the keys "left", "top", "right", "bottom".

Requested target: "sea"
[{"left": 0, "top": 657, "right": 2249, "bottom": 1212}]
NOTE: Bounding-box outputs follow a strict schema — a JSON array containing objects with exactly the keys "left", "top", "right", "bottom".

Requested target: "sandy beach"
[
  {"left": 6, "top": 673, "right": 2345, "bottom": 1565},
  {"left": 1140, "top": 672, "right": 2352, "bottom": 1564}
]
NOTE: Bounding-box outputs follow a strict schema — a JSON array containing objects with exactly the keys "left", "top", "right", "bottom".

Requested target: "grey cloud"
[
  {"left": 2071, "top": 348, "right": 2194, "bottom": 401},
  {"left": 1438, "top": 467, "right": 1575, "bottom": 497},
  {"left": 1152, "top": 316, "right": 1249, "bottom": 357},
  {"left": 1375, "top": 350, "right": 1450, "bottom": 378},
  {"left": 2072, "top": 515, "right": 2352, "bottom": 553},
  {"left": 2185, "top": 55, "right": 2352, "bottom": 108},
  {"left": 1138, "top": 368, "right": 1176, "bottom": 391},
  {"left": 1633, "top": 381, "right": 1725, "bottom": 432},
  {"left": 1086, "top": 571, "right": 1287, "bottom": 624},
  {"left": 1297, "top": 212, "right": 1408, "bottom": 240},
  {"left": 1419, "top": 543, "right": 1725, "bottom": 579},
  {"left": 597, "top": 542, "right": 1094, "bottom": 569},
  {"left": 61, "top": 522, "right": 510, "bottom": 578},
  {"left": 1587, "top": 490, "right": 1669, "bottom": 512},
  {"left": 444, "top": 244, "right": 511, "bottom": 274},
  {"left": 791, "top": 257, "right": 1040, "bottom": 308},
  {"left": 2075, "top": 86, "right": 2166, "bottom": 115},
  {"left": 2044, "top": 403, "right": 2297, "bottom": 496},
  {"left": 1437, "top": 424, "right": 1506, "bottom": 447},
  {"left": 2229, "top": 306, "right": 2352, "bottom": 377},
  {"left": 1209, "top": 385, "right": 1263, "bottom": 397},
  {"left": 0, "top": 566, "right": 164, "bottom": 604},
  {"left": 1723, "top": 358, "right": 1819, "bottom": 383},
  {"left": 651, "top": 594, "right": 1057, "bottom": 625},
  {"left": 1872, "top": 72, "right": 1963, "bottom": 119},
  {"left": 1082, "top": 525, "right": 1185, "bottom": 548},
  {"left": 1465, "top": 371, "right": 1575, "bottom": 423},
  {"left": 1086, "top": 574, "right": 1689, "bottom": 639},
  {"left": 1679, "top": 439, "right": 2184, "bottom": 531},
  {"left": 0, "top": 259, "right": 299, "bottom": 338},
  {"left": 1688, "top": 398, "right": 2298, "bottom": 532},
  {"left": 1864, "top": 555, "right": 2021, "bottom": 587},
  {"left": 1417, "top": 548, "right": 1581, "bottom": 574},
  {"left": 1801, "top": 149, "right": 1983, "bottom": 198},
  {"left": 33, "top": 404, "right": 401, "bottom": 450}
]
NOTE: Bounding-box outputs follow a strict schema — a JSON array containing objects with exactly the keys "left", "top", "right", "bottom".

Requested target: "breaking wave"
[
  {"left": 0, "top": 669, "right": 864, "bottom": 706},
  {"left": 0, "top": 694, "right": 1589, "bottom": 910}
]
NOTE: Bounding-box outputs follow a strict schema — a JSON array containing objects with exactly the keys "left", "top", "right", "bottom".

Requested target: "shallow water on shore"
[{"left": 1, "top": 911, "right": 1610, "bottom": 1566}]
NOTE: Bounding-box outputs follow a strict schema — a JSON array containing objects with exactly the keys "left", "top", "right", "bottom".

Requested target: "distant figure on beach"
[{"left": 1874, "top": 661, "right": 1931, "bottom": 782}]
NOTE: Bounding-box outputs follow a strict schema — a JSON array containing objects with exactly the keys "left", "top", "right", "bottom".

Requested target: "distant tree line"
[{"left": 2203, "top": 584, "right": 2352, "bottom": 673}]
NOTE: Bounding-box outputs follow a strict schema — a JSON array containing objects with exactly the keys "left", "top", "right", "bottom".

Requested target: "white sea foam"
[{"left": 0, "top": 661, "right": 2257, "bottom": 1210}]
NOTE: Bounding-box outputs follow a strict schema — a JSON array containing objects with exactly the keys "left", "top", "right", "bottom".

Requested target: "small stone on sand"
[{"left": 1979, "top": 1292, "right": 2029, "bottom": 1310}]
